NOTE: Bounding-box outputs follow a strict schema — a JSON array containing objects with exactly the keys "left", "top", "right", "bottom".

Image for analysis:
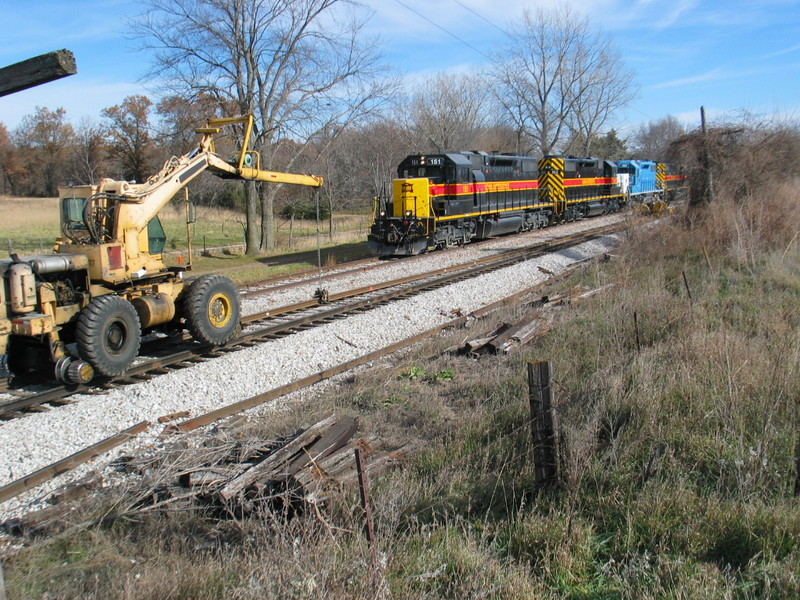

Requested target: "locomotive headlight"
[
  {"left": 405, "top": 210, "right": 413, "bottom": 217},
  {"left": 379, "top": 211, "right": 386, "bottom": 216}
]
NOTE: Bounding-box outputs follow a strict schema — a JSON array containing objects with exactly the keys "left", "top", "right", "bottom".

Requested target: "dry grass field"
[
  {"left": 4, "top": 131, "right": 800, "bottom": 597},
  {"left": 0, "top": 196, "right": 371, "bottom": 275},
  {"left": 0, "top": 196, "right": 62, "bottom": 253}
]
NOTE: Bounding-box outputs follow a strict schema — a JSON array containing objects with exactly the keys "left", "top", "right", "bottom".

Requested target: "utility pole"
[{"left": 698, "top": 106, "right": 716, "bottom": 205}]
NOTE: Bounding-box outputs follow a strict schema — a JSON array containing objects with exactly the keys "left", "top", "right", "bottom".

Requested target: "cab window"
[
  {"left": 62, "top": 196, "right": 87, "bottom": 225},
  {"left": 147, "top": 216, "right": 167, "bottom": 255}
]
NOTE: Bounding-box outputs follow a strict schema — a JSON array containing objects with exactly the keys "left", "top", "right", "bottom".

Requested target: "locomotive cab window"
[{"left": 405, "top": 166, "right": 443, "bottom": 181}]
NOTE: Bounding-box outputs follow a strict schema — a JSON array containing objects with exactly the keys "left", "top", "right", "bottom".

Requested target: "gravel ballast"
[{"left": 0, "top": 222, "right": 623, "bottom": 521}]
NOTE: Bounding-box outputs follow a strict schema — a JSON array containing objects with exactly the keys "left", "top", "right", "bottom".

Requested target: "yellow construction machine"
[{"left": 0, "top": 115, "right": 322, "bottom": 383}]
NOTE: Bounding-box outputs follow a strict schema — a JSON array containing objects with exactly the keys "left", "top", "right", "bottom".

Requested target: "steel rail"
[
  {"left": 0, "top": 421, "right": 150, "bottom": 504},
  {"left": 172, "top": 259, "right": 591, "bottom": 433},
  {"left": 240, "top": 256, "right": 382, "bottom": 299},
  {"left": 0, "top": 255, "right": 596, "bottom": 503},
  {"left": 0, "top": 223, "right": 621, "bottom": 420}
]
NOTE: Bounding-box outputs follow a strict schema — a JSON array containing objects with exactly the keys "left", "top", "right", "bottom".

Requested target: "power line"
[
  {"left": 449, "top": 0, "right": 512, "bottom": 39},
  {"left": 391, "top": 0, "right": 494, "bottom": 61}
]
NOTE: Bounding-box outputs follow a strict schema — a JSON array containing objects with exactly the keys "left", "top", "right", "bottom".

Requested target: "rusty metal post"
[
  {"left": 633, "top": 312, "right": 641, "bottom": 353},
  {"left": 354, "top": 447, "right": 376, "bottom": 546},
  {"left": 0, "top": 556, "right": 6, "bottom": 600},
  {"left": 682, "top": 270, "right": 693, "bottom": 302},
  {"left": 184, "top": 188, "right": 193, "bottom": 269},
  {"left": 528, "top": 361, "right": 559, "bottom": 488},
  {"left": 794, "top": 436, "right": 800, "bottom": 497}
]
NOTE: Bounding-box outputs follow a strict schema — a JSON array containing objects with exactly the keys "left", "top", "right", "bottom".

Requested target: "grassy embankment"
[
  {"left": 3, "top": 177, "right": 800, "bottom": 597},
  {"left": 0, "top": 198, "right": 373, "bottom": 282}
]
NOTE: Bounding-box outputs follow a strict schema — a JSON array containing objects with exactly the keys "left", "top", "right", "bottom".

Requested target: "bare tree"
[
  {"left": 490, "top": 6, "right": 635, "bottom": 157},
  {"left": 66, "top": 117, "right": 108, "bottom": 185},
  {"left": 132, "top": 0, "right": 396, "bottom": 254},
  {"left": 407, "top": 73, "right": 488, "bottom": 152},
  {"left": 570, "top": 48, "right": 637, "bottom": 155},
  {"left": 632, "top": 115, "right": 686, "bottom": 161},
  {"left": 155, "top": 94, "right": 222, "bottom": 158},
  {"left": 319, "top": 116, "right": 413, "bottom": 223}
]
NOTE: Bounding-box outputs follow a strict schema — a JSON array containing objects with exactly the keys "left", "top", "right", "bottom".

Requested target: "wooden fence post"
[
  {"left": 528, "top": 361, "right": 559, "bottom": 488},
  {"left": 682, "top": 270, "right": 693, "bottom": 302},
  {"left": 354, "top": 447, "right": 376, "bottom": 546}
]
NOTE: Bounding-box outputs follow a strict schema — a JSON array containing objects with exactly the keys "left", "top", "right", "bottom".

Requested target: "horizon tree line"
[{"left": 0, "top": 1, "right": 688, "bottom": 254}]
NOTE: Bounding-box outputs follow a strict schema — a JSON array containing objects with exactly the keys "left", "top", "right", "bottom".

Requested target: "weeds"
[{"left": 6, "top": 124, "right": 800, "bottom": 597}]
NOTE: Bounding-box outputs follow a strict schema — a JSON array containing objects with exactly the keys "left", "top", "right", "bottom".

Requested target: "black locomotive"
[{"left": 368, "top": 151, "right": 626, "bottom": 256}]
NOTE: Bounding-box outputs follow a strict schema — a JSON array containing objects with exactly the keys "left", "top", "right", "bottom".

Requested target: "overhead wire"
[
  {"left": 449, "top": 0, "right": 513, "bottom": 39},
  {"left": 391, "top": 0, "right": 495, "bottom": 61}
]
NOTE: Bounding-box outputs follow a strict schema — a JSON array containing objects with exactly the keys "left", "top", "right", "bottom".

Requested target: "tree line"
[{"left": 0, "top": 1, "right": 685, "bottom": 255}]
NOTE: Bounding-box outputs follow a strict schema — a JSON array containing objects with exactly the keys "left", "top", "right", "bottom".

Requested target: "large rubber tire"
[
  {"left": 183, "top": 274, "right": 241, "bottom": 345},
  {"left": 76, "top": 295, "right": 142, "bottom": 377}
]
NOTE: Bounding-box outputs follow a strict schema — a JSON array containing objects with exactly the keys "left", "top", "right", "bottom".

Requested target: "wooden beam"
[{"left": 0, "top": 49, "right": 77, "bottom": 98}]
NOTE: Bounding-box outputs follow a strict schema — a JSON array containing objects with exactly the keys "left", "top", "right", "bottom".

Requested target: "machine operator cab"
[
  {"left": 59, "top": 187, "right": 168, "bottom": 256},
  {"left": 56, "top": 184, "right": 171, "bottom": 284}
]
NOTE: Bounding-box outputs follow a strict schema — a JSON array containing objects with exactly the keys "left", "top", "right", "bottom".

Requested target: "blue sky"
[{"left": 1, "top": 0, "right": 799, "bottom": 137}]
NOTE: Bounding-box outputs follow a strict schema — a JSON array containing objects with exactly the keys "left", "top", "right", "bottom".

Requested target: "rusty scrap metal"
[{"left": 0, "top": 421, "right": 150, "bottom": 504}]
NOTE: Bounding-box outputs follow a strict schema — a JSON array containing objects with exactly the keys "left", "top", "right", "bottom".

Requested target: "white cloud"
[
  {"left": 652, "top": 69, "right": 726, "bottom": 89},
  {"left": 762, "top": 43, "right": 800, "bottom": 59}
]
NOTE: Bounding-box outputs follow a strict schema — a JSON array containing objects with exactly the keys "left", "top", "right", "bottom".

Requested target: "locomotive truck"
[{"left": 0, "top": 115, "right": 323, "bottom": 384}]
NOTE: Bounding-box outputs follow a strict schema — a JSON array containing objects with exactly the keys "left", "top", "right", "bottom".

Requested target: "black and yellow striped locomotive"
[{"left": 368, "top": 151, "right": 627, "bottom": 256}]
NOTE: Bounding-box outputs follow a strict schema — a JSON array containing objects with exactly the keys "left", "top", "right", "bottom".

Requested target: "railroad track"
[
  {"left": 0, "top": 215, "right": 621, "bottom": 399},
  {"left": 0, "top": 253, "right": 596, "bottom": 506},
  {"left": 0, "top": 222, "right": 621, "bottom": 421}
]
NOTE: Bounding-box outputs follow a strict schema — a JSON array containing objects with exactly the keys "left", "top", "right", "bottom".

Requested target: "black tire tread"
[
  {"left": 76, "top": 294, "right": 141, "bottom": 377},
  {"left": 184, "top": 274, "right": 240, "bottom": 345}
]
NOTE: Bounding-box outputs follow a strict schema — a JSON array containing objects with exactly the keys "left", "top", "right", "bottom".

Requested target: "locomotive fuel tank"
[{"left": 475, "top": 215, "right": 524, "bottom": 238}]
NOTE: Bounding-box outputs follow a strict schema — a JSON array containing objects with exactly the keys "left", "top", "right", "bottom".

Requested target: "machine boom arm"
[{"left": 112, "top": 115, "right": 323, "bottom": 236}]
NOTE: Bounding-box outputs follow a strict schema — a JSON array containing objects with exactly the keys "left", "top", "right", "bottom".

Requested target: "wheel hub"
[
  {"left": 208, "top": 293, "right": 232, "bottom": 328},
  {"left": 106, "top": 322, "right": 127, "bottom": 353}
]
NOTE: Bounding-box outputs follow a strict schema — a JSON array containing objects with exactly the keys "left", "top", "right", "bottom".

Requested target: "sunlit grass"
[
  {"left": 7, "top": 171, "right": 800, "bottom": 597},
  {"left": 0, "top": 196, "right": 373, "bottom": 282}
]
